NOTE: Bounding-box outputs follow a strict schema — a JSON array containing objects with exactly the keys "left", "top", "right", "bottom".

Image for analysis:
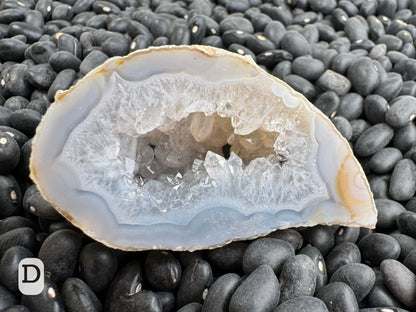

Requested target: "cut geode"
[{"left": 30, "top": 45, "right": 377, "bottom": 251}]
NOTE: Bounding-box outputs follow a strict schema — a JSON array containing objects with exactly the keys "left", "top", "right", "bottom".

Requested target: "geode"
[{"left": 30, "top": 45, "right": 377, "bottom": 251}]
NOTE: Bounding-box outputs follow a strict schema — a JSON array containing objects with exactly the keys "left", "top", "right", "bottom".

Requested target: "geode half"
[{"left": 30, "top": 45, "right": 377, "bottom": 251}]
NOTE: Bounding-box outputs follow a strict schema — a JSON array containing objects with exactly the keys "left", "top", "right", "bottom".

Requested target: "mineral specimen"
[{"left": 30, "top": 45, "right": 376, "bottom": 251}]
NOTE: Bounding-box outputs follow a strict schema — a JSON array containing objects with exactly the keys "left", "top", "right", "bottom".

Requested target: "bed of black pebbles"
[{"left": 1, "top": 0, "right": 416, "bottom": 311}]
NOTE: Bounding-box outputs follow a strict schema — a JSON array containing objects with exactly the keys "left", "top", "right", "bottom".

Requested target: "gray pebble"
[
  {"left": 47, "top": 68, "right": 77, "bottom": 102},
  {"left": 316, "top": 282, "right": 359, "bottom": 312},
  {"left": 358, "top": 233, "right": 401, "bottom": 266},
  {"left": 350, "top": 119, "right": 370, "bottom": 142},
  {"left": 332, "top": 116, "right": 353, "bottom": 140},
  {"left": 390, "top": 233, "right": 416, "bottom": 261},
  {"left": 298, "top": 246, "right": 327, "bottom": 292},
  {"left": 392, "top": 122, "right": 416, "bottom": 152},
  {"left": 273, "top": 296, "right": 329, "bottom": 312},
  {"left": 337, "top": 93, "right": 363, "bottom": 121},
  {"left": 363, "top": 95, "right": 388, "bottom": 124},
  {"left": 354, "top": 123, "right": 394, "bottom": 157},
  {"left": 369, "top": 147, "right": 402, "bottom": 174},
  {"left": 280, "top": 30, "right": 311, "bottom": 58},
  {"left": 229, "top": 264, "right": 280, "bottom": 312},
  {"left": 267, "top": 229, "right": 303, "bottom": 251},
  {"left": 375, "top": 73, "right": 403, "bottom": 102},
  {"left": 314, "top": 91, "right": 340, "bottom": 117},
  {"left": 374, "top": 198, "right": 406, "bottom": 231},
  {"left": 202, "top": 273, "right": 240, "bottom": 312},
  {"left": 26, "top": 63, "right": 56, "bottom": 90},
  {"left": 292, "top": 56, "right": 325, "bottom": 81},
  {"left": 79, "top": 50, "right": 108, "bottom": 76},
  {"left": 347, "top": 57, "right": 380, "bottom": 96},
  {"left": 326, "top": 242, "right": 361, "bottom": 277},
  {"left": 284, "top": 74, "right": 316, "bottom": 100},
  {"left": 368, "top": 174, "right": 390, "bottom": 199},
  {"left": 345, "top": 17, "right": 368, "bottom": 42},
  {"left": 317, "top": 69, "right": 351, "bottom": 96},
  {"left": 386, "top": 96, "right": 416, "bottom": 128}
]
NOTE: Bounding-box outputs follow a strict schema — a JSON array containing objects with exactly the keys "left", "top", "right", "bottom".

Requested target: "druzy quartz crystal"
[{"left": 30, "top": 45, "right": 377, "bottom": 251}]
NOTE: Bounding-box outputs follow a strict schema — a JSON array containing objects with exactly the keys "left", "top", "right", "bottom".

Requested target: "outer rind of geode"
[{"left": 30, "top": 45, "right": 377, "bottom": 251}]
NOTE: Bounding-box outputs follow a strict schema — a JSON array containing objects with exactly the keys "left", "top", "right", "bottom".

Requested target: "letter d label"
[{"left": 18, "top": 258, "right": 44, "bottom": 295}]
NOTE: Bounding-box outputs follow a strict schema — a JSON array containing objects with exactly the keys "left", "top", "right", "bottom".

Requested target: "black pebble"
[
  {"left": 404, "top": 249, "right": 416, "bottom": 274},
  {"left": 389, "top": 159, "right": 416, "bottom": 201},
  {"left": 52, "top": 4, "right": 73, "bottom": 20},
  {"left": 274, "top": 296, "right": 329, "bottom": 312},
  {"left": 397, "top": 210, "right": 416, "bottom": 239},
  {"left": 381, "top": 259, "right": 416, "bottom": 308},
  {"left": 298, "top": 245, "right": 327, "bottom": 292},
  {"left": 264, "top": 21, "right": 286, "bottom": 47},
  {"left": 302, "top": 225, "right": 334, "bottom": 257},
  {"left": 207, "top": 241, "right": 247, "bottom": 273},
  {"left": 0, "top": 175, "right": 22, "bottom": 218},
  {"left": 47, "top": 68, "right": 77, "bottom": 101},
  {"left": 279, "top": 254, "right": 317, "bottom": 302},
  {"left": 392, "top": 122, "right": 416, "bottom": 152},
  {"left": 280, "top": 30, "right": 311, "bottom": 58},
  {"left": 79, "top": 50, "right": 108, "bottom": 75},
  {"left": 345, "top": 17, "right": 369, "bottom": 42},
  {"left": 0, "top": 38, "right": 26, "bottom": 62},
  {"left": 2, "top": 64, "right": 32, "bottom": 98},
  {"left": 326, "top": 242, "right": 361, "bottom": 277},
  {"left": 386, "top": 95, "right": 416, "bottom": 128},
  {"left": 369, "top": 147, "right": 402, "bottom": 174},
  {"left": 284, "top": 74, "right": 316, "bottom": 100},
  {"left": 0, "top": 246, "right": 33, "bottom": 292},
  {"left": 48, "top": 51, "right": 81, "bottom": 72},
  {"left": 377, "top": 34, "right": 403, "bottom": 51},
  {"left": 229, "top": 264, "right": 279, "bottom": 312},
  {"left": 329, "top": 263, "right": 375, "bottom": 302},
  {"left": 267, "top": 229, "right": 303, "bottom": 251},
  {"left": 375, "top": 198, "right": 406, "bottom": 231},
  {"left": 219, "top": 16, "right": 254, "bottom": 34},
  {"left": 332, "top": 116, "right": 353, "bottom": 140},
  {"left": 334, "top": 227, "right": 360, "bottom": 245},
  {"left": 390, "top": 233, "right": 416, "bottom": 261},
  {"left": 348, "top": 57, "right": 380, "bottom": 96},
  {"left": 242, "top": 238, "right": 294, "bottom": 275},
  {"left": 316, "top": 282, "right": 359, "bottom": 312},
  {"left": 0, "top": 216, "right": 33, "bottom": 235},
  {"left": 292, "top": 56, "right": 324, "bottom": 81},
  {"left": 0, "top": 107, "right": 12, "bottom": 127},
  {"left": 0, "top": 133, "right": 20, "bottom": 175},
  {"left": 0, "top": 227, "right": 36, "bottom": 257},
  {"left": 145, "top": 251, "right": 181, "bottom": 291},
  {"left": 62, "top": 278, "right": 102, "bottom": 312},
  {"left": 168, "top": 20, "right": 191, "bottom": 45},
  {"left": 331, "top": 52, "right": 356, "bottom": 75},
  {"left": 8, "top": 22, "right": 42, "bottom": 43},
  {"left": 79, "top": 242, "right": 118, "bottom": 293},
  {"left": 337, "top": 93, "right": 363, "bottom": 120},
  {"left": 38, "top": 229, "right": 82, "bottom": 283},
  {"left": 317, "top": 69, "right": 351, "bottom": 96},
  {"left": 176, "top": 259, "right": 212, "bottom": 308},
  {"left": 101, "top": 36, "right": 129, "bottom": 57},
  {"left": 354, "top": 123, "right": 394, "bottom": 157},
  {"left": 375, "top": 73, "right": 403, "bottom": 101},
  {"left": 9, "top": 108, "right": 42, "bottom": 137},
  {"left": 26, "top": 63, "right": 56, "bottom": 90},
  {"left": 202, "top": 273, "right": 240, "bottom": 312},
  {"left": 358, "top": 233, "right": 401, "bottom": 266},
  {"left": 364, "top": 95, "right": 388, "bottom": 124}
]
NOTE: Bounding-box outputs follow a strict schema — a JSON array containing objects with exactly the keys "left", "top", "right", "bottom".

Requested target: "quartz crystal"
[{"left": 30, "top": 45, "right": 377, "bottom": 251}]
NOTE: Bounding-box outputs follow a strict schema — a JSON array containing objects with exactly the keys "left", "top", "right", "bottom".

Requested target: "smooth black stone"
[
  {"left": 332, "top": 8, "right": 349, "bottom": 30},
  {"left": 308, "top": 0, "right": 336, "bottom": 14},
  {"left": 316, "top": 282, "right": 359, "bottom": 312},
  {"left": 79, "top": 242, "right": 118, "bottom": 293},
  {"left": 177, "top": 302, "right": 201, "bottom": 312},
  {"left": 390, "top": 233, "right": 416, "bottom": 261},
  {"left": 284, "top": 74, "right": 316, "bottom": 100},
  {"left": 188, "top": 0, "right": 212, "bottom": 16},
  {"left": 334, "top": 227, "right": 360, "bottom": 245},
  {"left": 188, "top": 15, "right": 206, "bottom": 44},
  {"left": 0, "top": 227, "right": 36, "bottom": 257},
  {"left": 26, "top": 64, "right": 55, "bottom": 91},
  {"left": 332, "top": 116, "right": 353, "bottom": 140},
  {"left": 317, "top": 69, "right": 351, "bottom": 96},
  {"left": 280, "top": 30, "right": 311, "bottom": 58},
  {"left": 93, "top": 1, "right": 121, "bottom": 14},
  {"left": 314, "top": 22, "right": 336, "bottom": 42},
  {"left": 354, "top": 123, "right": 394, "bottom": 157},
  {"left": 107, "top": 17, "right": 130, "bottom": 33},
  {"left": 0, "top": 126, "right": 27, "bottom": 147},
  {"left": 397, "top": 210, "right": 416, "bottom": 238},
  {"left": 226, "top": 0, "right": 249, "bottom": 13},
  {"left": 301, "top": 24, "right": 319, "bottom": 45},
  {"left": 38, "top": 229, "right": 82, "bottom": 283},
  {"left": 406, "top": 196, "right": 416, "bottom": 212},
  {"left": 303, "top": 225, "right": 334, "bottom": 257},
  {"left": 21, "top": 275, "right": 65, "bottom": 312},
  {"left": 381, "top": 259, "right": 416, "bottom": 308},
  {"left": 291, "top": 56, "right": 324, "bottom": 81},
  {"left": 79, "top": 50, "right": 108, "bottom": 75},
  {"left": 375, "top": 73, "right": 403, "bottom": 102},
  {"left": 361, "top": 0, "right": 377, "bottom": 17},
  {"left": 337, "top": 93, "right": 363, "bottom": 120},
  {"left": 219, "top": 16, "right": 254, "bottom": 34},
  {"left": 389, "top": 159, "right": 416, "bottom": 201},
  {"left": 62, "top": 278, "right": 102, "bottom": 312},
  {"left": 0, "top": 246, "right": 32, "bottom": 292},
  {"left": 57, "top": 33, "right": 81, "bottom": 58},
  {"left": 202, "top": 273, "right": 240, "bottom": 312},
  {"left": 48, "top": 220, "right": 77, "bottom": 233},
  {"left": 156, "top": 291, "right": 175, "bottom": 312},
  {"left": 25, "top": 41, "right": 56, "bottom": 64},
  {"left": 207, "top": 242, "right": 247, "bottom": 273},
  {"left": 369, "top": 44, "right": 387, "bottom": 60},
  {"left": 0, "top": 132, "right": 19, "bottom": 175},
  {"left": 330, "top": 263, "right": 375, "bottom": 302},
  {"left": 273, "top": 296, "right": 329, "bottom": 312},
  {"left": 377, "top": 34, "right": 403, "bottom": 51},
  {"left": 259, "top": 3, "right": 293, "bottom": 26},
  {"left": 387, "top": 96, "right": 416, "bottom": 128},
  {"left": 279, "top": 255, "right": 317, "bottom": 302},
  {"left": 368, "top": 174, "right": 391, "bottom": 198},
  {"left": 168, "top": 20, "right": 190, "bottom": 45},
  {"left": 2, "top": 64, "right": 32, "bottom": 98},
  {"left": 369, "top": 147, "right": 402, "bottom": 174},
  {"left": 130, "top": 34, "right": 151, "bottom": 51},
  {"left": 364, "top": 94, "right": 388, "bottom": 124},
  {"left": 155, "top": 3, "right": 187, "bottom": 18},
  {"left": 52, "top": 4, "right": 73, "bottom": 20},
  {"left": 9, "top": 108, "right": 41, "bottom": 137},
  {"left": 145, "top": 251, "right": 181, "bottom": 291},
  {"left": 351, "top": 39, "right": 375, "bottom": 51},
  {"left": 345, "top": 17, "right": 369, "bottom": 42},
  {"left": 358, "top": 233, "right": 401, "bottom": 266},
  {"left": 0, "top": 38, "right": 26, "bottom": 62},
  {"left": 404, "top": 249, "right": 416, "bottom": 274},
  {"left": 339, "top": 0, "right": 359, "bottom": 16},
  {"left": 85, "top": 14, "right": 108, "bottom": 29},
  {"left": 251, "top": 13, "right": 272, "bottom": 32},
  {"left": 298, "top": 246, "right": 327, "bottom": 292},
  {"left": 176, "top": 251, "right": 205, "bottom": 269},
  {"left": 329, "top": 37, "right": 351, "bottom": 54},
  {"left": 242, "top": 238, "right": 294, "bottom": 275},
  {"left": 267, "top": 229, "right": 303, "bottom": 251},
  {"left": 331, "top": 52, "right": 357, "bottom": 75},
  {"left": 176, "top": 259, "right": 212, "bottom": 308},
  {"left": 256, "top": 49, "right": 292, "bottom": 69},
  {"left": 222, "top": 29, "right": 250, "bottom": 47},
  {"left": 0, "top": 284, "right": 18, "bottom": 310},
  {"left": 105, "top": 261, "right": 143, "bottom": 311},
  {"left": 347, "top": 57, "right": 380, "bottom": 96},
  {"left": 228, "top": 44, "right": 256, "bottom": 59},
  {"left": 229, "top": 264, "right": 279, "bottom": 312},
  {"left": 375, "top": 198, "right": 406, "bottom": 231},
  {"left": 200, "top": 35, "right": 223, "bottom": 48},
  {"left": 73, "top": 0, "right": 96, "bottom": 14},
  {"left": 378, "top": 0, "right": 397, "bottom": 17},
  {"left": 0, "top": 107, "right": 12, "bottom": 127},
  {"left": 48, "top": 51, "right": 81, "bottom": 72},
  {"left": 292, "top": 11, "right": 318, "bottom": 26},
  {"left": 8, "top": 21, "right": 42, "bottom": 43},
  {"left": 246, "top": 34, "right": 275, "bottom": 55},
  {"left": 326, "top": 242, "right": 361, "bottom": 277},
  {"left": 0, "top": 216, "right": 33, "bottom": 235},
  {"left": 387, "top": 51, "right": 408, "bottom": 64},
  {"left": 25, "top": 10, "right": 44, "bottom": 28},
  {"left": 352, "top": 122, "right": 371, "bottom": 146},
  {"left": 401, "top": 42, "right": 415, "bottom": 58},
  {"left": 126, "top": 20, "right": 153, "bottom": 41},
  {"left": 199, "top": 15, "right": 220, "bottom": 37},
  {"left": 101, "top": 36, "right": 129, "bottom": 57},
  {"left": 393, "top": 58, "right": 416, "bottom": 81},
  {"left": 393, "top": 122, "right": 416, "bottom": 152},
  {"left": 46, "top": 68, "right": 76, "bottom": 102},
  {"left": 4, "top": 96, "right": 28, "bottom": 111},
  {"left": 0, "top": 8, "right": 25, "bottom": 24},
  {"left": 27, "top": 99, "right": 48, "bottom": 114},
  {"left": 152, "top": 36, "right": 168, "bottom": 46}
]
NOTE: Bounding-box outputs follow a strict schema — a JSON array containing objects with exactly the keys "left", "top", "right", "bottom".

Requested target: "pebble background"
[{"left": 0, "top": 0, "right": 416, "bottom": 311}]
